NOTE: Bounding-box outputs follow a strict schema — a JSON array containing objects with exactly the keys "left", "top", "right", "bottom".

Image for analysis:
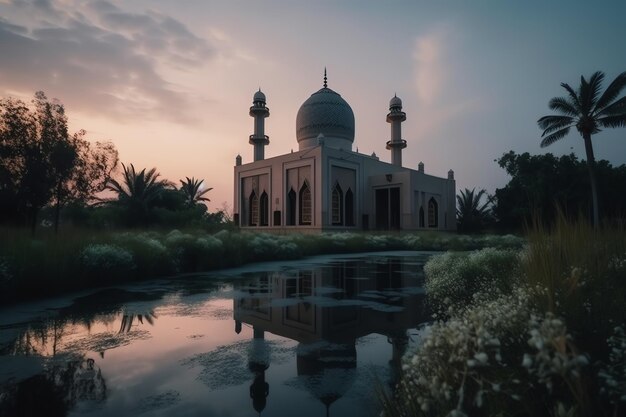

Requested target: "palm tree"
[
  {"left": 538, "top": 71, "right": 626, "bottom": 227},
  {"left": 179, "top": 176, "right": 212, "bottom": 207},
  {"left": 105, "top": 163, "right": 171, "bottom": 216},
  {"left": 456, "top": 188, "right": 493, "bottom": 233}
]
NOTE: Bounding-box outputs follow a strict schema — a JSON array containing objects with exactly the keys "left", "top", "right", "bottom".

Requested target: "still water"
[{"left": 0, "top": 252, "right": 433, "bottom": 417}]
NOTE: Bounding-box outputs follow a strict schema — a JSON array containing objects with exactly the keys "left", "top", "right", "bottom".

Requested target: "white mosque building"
[{"left": 233, "top": 72, "right": 456, "bottom": 232}]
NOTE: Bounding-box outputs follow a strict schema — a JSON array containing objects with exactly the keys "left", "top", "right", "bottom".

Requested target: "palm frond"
[
  {"left": 540, "top": 126, "right": 571, "bottom": 147},
  {"left": 597, "top": 95, "right": 626, "bottom": 117},
  {"left": 597, "top": 114, "right": 626, "bottom": 129},
  {"left": 560, "top": 82, "right": 582, "bottom": 112},
  {"left": 538, "top": 115, "right": 574, "bottom": 133},
  {"left": 594, "top": 71, "right": 626, "bottom": 113},
  {"left": 179, "top": 176, "right": 212, "bottom": 205},
  {"left": 548, "top": 97, "right": 579, "bottom": 117},
  {"left": 586, "top": 71, "right": 605, "bottom": 111}
]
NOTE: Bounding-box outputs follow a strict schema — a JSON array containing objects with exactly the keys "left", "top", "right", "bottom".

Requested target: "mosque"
[{"left": 233, "top": 72, "right": 456, "bottom": 231}]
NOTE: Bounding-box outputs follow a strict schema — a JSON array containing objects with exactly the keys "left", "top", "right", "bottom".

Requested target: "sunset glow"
[{"left": 1, "top": 0, "right": 625, "bottom": 212}]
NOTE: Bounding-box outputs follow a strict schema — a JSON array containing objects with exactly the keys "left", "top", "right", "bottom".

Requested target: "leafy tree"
[
  {"left": 49, "top": 134, "right": 118, "bottom": 232},
  {"left": 0, "top": 92, "right": 119, "bottom": 232},
  {"left": 179, "top": 177, "right": 212, "bottom": 207},
  {"left": 538, "top": 71, "right": 626, "bottom": 227},
  {"left": 493, "top": 151, "right": 626, "bottom": 230},
  {"left": 105, "top": 163, "right": 173, "bottom": 225},
  {"left": 456, "top": 188, "right": 493, "bottom": 233}
]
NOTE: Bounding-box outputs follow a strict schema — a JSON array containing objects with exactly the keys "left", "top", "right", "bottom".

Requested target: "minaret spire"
[
  {"left": 249, "top": 89, "right": 270, "bottom": 161},
  {"left": 323, "top": 67, "right": 327, "bottom": 88}
]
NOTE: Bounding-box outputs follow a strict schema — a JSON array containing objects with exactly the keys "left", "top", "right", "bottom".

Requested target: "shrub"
[
  {"left": 424, "top": 248, "right": 522, "bottom": 314},
  {"left": 79, "top": 244, "right": 135, "bottom": 282},
  {"left": 383, "top": 287, "right": 596, "bottom": 417}
]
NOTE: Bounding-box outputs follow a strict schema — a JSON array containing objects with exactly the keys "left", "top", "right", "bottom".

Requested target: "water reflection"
[
  {"left": 0, "top": 356, "right": 106, "bottom": 417},
  {"left": 0, "top": 254, "right": 430, "bottom": 417},
  {"left": 233, "top": 257, "right": 428, "bottom": 416}
]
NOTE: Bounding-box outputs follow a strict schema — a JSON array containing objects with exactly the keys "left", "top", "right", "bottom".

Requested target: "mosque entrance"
[{"left": 375, "top": 187, "right": 400, "bottom": 230}]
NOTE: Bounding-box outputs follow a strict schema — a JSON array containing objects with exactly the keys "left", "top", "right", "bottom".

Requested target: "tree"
[
  {"left": 49, "top": 134, "right": 118, "bottom": 232},
  {"left": 105, "top": 163, "right": 172, "bottom": 225},
  {"left": 456, "top": 188, "right": 493, "bottom": 233},
  {"left": 1, "top": 92, "right": 71, "bottom": 231},
  {"left": 0, "top": 92, "right": 119, "bottom": 232},
  {"left": 493, "top": 151, "right": 626, "bottom": 230},
  {"left": 538, "top": 71, "right": 626, "bottom": 227},
  {"left": 179, "top": 177, "right": 212, "bottom": 207}
]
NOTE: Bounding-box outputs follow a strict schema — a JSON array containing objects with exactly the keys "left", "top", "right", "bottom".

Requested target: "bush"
[
  {"left": 79, "top": 243, "right": 135, "bottom": 282},
  {"left": 386, "top": 218, "right": 626, "bottom": 417},
  {"left": 424, "top": 248, "right": 522, "bottom": 315}
]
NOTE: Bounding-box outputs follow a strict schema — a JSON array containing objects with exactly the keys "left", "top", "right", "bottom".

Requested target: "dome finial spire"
[{"left": 323, "top": 67, "right": 327, "bottom": 88}]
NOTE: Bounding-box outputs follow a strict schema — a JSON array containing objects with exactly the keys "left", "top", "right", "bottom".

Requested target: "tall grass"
[
  {"left": 383, "top": 216, "right": 626, "bottom": 417},
  {"left": 0, "top": 227, "right": 524, "bottom": 304}
]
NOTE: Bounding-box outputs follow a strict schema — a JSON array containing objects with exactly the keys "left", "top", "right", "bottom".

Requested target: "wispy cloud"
[
  {"left": 0, "top": 0, "right": 216, "bottom": 123},
  {"left": 411, "top": 25, "right": 483, "bottom": 139}
]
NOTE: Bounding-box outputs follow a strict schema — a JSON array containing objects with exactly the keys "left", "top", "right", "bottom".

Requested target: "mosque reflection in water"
[{"left": 233, "top": 257, "right": 428, "bottom": 416}]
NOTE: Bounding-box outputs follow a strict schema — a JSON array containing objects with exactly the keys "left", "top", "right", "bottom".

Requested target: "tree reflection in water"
[{"left": 0, "top": 357, "right": 106, "bottom": 417}]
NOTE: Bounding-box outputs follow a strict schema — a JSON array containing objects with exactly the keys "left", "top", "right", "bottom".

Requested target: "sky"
[{"left": 1, "top": 0, "right": 625, "bottom": 212}]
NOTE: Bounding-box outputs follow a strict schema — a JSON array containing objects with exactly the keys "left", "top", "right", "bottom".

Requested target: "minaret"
[
  {"left": 249, "top": 89, "right": 270, "bottom": 161},
  {"left": 386, "top": 94, "right": 407, "bottom": 167}
]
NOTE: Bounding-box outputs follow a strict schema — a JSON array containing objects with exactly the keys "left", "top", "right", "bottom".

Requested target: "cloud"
[
  {"left": 0, "top": 0, "right": 215, "bottom": 123},
  {"left": 411, "top": 26, "right": 483, "bottom": 139}
]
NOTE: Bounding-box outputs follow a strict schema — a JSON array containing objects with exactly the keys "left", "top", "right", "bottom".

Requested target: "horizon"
[{"left": 1, "top": 0, "right": 626, "bottom": 212}]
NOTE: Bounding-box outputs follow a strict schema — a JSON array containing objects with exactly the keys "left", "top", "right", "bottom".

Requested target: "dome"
[
  {"left": 296, "top": 87, "right": 355, "bottom": 150},
  {"left": 389, "top": 94, "right": 402, "bottom": 109},
  {"left": 253, "top": 89, "right": 266, "bottom": 103}
]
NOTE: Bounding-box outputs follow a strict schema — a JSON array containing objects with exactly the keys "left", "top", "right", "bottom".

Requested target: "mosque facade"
[{"left": 233, "top": 73, "right": 456, "bottom": 232}]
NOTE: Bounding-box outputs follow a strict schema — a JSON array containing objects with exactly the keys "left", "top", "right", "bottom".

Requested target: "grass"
[
  {"left": 382, "top": 215, "right": 626, "bottom": 417},
  {"left": 0, "top": 226, "right": 525, "bottom": 304}
]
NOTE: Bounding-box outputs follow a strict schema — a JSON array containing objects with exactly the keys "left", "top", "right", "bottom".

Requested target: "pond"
[{"left": 0, "top": 251, "right": 434, "bottom": 417}]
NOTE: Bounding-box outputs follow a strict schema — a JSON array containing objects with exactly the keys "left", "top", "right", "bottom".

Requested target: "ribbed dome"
[
  {"left": 253, "top": 89, "right": 266, "bottom": 103},
  {"left": 296, "top": 87, "right": 355, "bottom": 150},
  {"left": 389, "top": 95, "right": 402, "bottom": 109}
]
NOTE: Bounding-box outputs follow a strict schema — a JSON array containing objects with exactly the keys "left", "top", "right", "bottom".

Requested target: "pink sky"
[{"left": 2, "top": 0, "right": 625, "bottom": 212}]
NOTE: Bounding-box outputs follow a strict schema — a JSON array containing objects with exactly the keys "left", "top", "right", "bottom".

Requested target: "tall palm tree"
[
  {"left": 105, "top": 163, "right": 171, "bottom": 210},
  {"left": 538, "top": 71, "right": 626, "bottom": 227},
  {"left": 456, "top": 188, "right": 492, "bottom": 233},
  {"left": 179, "top": 176, "right": 212, "bottom": 207}
]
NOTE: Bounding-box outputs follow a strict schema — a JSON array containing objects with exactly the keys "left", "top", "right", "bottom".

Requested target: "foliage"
[
  {"left": 104, "top": 163, "right": 173, "bottom": 226},
  {"left": 384, "top": 218, "right": 626, "bottom": 417},
  {"left": 493, "top": 151, "right": 626, "bottom": 230},
  {"left": 456, "top": 188, "right": 493, "bottom": 233},
  {"left": 523, "top": 213, "right": 626, "bottom": 358},
  {"left": 0, "top": 92, "right": 118, "bottom": 232},
  {"left": 537, "top": 71, "right": 626, "bottom": 226},
  {"left": 0, "top": 228, "right": 524, "bottom": 304},
  {"left": 424, "top": 248, "right": 521, "bottom": 316},
  {"left": 179, "top": 176, "right": 212, "bottom": 207}
]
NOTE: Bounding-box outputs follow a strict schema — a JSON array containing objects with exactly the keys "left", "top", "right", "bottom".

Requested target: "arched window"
[
  {"left": 331, "top": 183, "right": 343, "bottom": 225},
  {"left": 428, "top": 198, "right": 438, "bottom": 228},
  {"left": 259, "top": 192, "right": 269, "bottom": 226},
  {"left": 299, "top": 182, "right": 312, "bottom": 225},
  {"left": 287, "top": 188, "right": 296, "bottom": 226},
  {"left": 249, "top": 191, "right": 259, "bottom": 226},
  {"left": 419, "top": 206, "right": 425, "bottom": 228},
  {"left": 345, "top": 188, "right": 354, "bottom": 226}
]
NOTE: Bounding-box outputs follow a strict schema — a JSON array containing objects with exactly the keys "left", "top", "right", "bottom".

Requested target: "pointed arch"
[
  {"left": 287, "top": 188, "right": 296, "bottom": 226},
  {"left": 249, "top": 191, "right": 259, "bottom": 226},
  {"left": 428, "top": 198, "right": 438, "bottom": 228},
  {"left": 419, "top": 206, "right": 425, "bottom": 228},
  {"left": 345, "top": 188, "right": 354, "bottom": 226},
  {"left": 299, "top": 181, "right": 312, "bottom": 225},
  {"left": 331, "top": 183, "right": 343, "bottom": 225},
  {"left": 259, "top": 191, "right": 269, "bottom": 226}
]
